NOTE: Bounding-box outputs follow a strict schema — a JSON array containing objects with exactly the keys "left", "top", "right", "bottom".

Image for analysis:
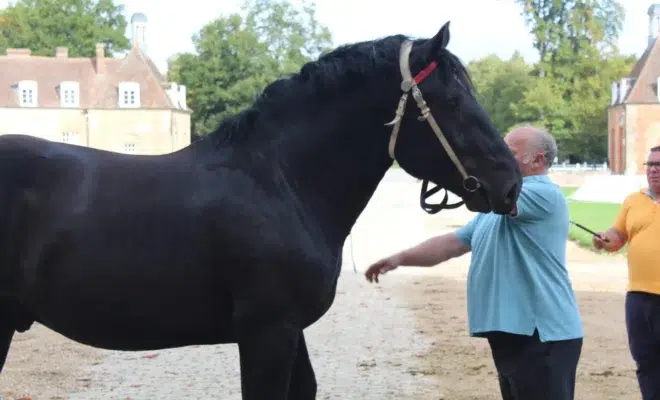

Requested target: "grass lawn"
[{"left": 561, "top": 187, "right": 623, "bottom": 252}]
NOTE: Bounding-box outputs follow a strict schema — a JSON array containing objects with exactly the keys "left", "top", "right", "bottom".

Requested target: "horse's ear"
[{"left": 426, "top": 21, "right": 451, "bottom": 57}]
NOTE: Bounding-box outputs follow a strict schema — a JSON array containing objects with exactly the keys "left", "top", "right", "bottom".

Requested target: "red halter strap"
[{"left": 413, "top": 61, "right": 438, "bottom": 85}]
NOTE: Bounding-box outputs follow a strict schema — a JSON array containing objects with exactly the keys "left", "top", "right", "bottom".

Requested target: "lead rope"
[
  {"left": 409, "top": 85, "right": 471, "bottom": 182},
  {"left": 385, "top": 41, "right": 413, "bottom": 158},
  {"left": 350, "top": 232, "right": 356, "bottom": 273}
]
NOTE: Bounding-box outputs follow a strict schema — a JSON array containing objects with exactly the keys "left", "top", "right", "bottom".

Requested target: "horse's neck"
[{"left": 277, "top": 106, "right": 394, "bottom": 248}]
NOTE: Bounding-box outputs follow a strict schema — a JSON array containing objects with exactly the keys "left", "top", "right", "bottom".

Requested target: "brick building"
[
  {"left": 0, "top": 12, "right": 190, "bottom": 155},
  {"left": 607, "top": 4, "right": 660, "bottom": 175}
]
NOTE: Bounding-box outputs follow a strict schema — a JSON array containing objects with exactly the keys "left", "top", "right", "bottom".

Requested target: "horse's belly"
[{"left": 34, "top": 275, "right": 234, "bottom": 351}]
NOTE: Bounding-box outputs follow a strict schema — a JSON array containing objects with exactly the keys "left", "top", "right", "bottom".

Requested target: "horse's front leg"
[
  {"left": 237, "top": 318, "right": 300, "bottom": 400},
  {"left": 287, "top": 331, "right": 317, "bottom": 400}
]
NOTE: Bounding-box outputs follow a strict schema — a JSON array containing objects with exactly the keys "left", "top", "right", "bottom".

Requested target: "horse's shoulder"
[{"left": 192, "top": 175, "right": 305, "bottom": 247}]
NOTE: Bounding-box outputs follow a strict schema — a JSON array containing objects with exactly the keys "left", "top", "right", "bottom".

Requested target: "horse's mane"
[{"left": 207, "top": 33, "right": 474, "bottom": 146}]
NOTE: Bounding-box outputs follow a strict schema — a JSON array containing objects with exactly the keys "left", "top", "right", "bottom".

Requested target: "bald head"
[{"left": 504, "top": 125, "right": 557, "bottom": 176}]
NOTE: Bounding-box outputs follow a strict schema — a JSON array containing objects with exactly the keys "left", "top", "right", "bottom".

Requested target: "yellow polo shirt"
[{"left": 613, "top": 189, "right": 660, "bottom": 294}]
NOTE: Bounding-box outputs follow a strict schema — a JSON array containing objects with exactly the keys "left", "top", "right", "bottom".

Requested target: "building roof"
[
  {"left": 0, "top": 43, "right": 181, "bottom": 109},
  {"left": 650, "top": 3, "right": 660, "bottom": 16},
  {"left": 624, "top": 36, "right": 660, "bottom": 104},
  {"left": 131, "top": 12, "right": 148, "bottom": 23}
]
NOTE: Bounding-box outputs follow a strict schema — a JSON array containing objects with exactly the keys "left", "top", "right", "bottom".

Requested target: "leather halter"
[{"left": 385, "top": 40, "right": 480, "bottom": 214}]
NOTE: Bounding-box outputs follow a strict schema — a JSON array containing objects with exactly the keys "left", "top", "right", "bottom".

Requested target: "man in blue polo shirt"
[{"left": 365, "top": 126, "right": 583, "bottom": 400}]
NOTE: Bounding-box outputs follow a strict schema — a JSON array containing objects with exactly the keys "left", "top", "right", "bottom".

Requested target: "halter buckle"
[
  {"left": 463, "top": 175, "right": 480, "bottom": 192},
  {"left": 400, "top": 79, "right": 413, "bottom": 92}
]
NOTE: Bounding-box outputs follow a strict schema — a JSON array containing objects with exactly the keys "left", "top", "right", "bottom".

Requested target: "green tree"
[
  {"left": 510, "top": 75, "right": 573, "bottom": 150},
  {"left": 0, "top": 0, "right": 130, "bottom": 57},
  {"left": 515, "top": 0, "right": 625, "bottom": 77},
  {"left": 243, "top": 0, "right": 331, "bottom": 75},
  {"left": 167, "top": 0, "right": 333, "bottom": 138},
  {"left": 467, "top": 51, "right": 535, "bottom": 135},
  {"left": 561, "top": 53, "right": 636, "bottom": 162},
  {"left": 513, "top": 0, "right": 632, "bottom": 162}
]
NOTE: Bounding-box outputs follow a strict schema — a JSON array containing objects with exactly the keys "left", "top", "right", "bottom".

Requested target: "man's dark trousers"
[
  {"left": 485, "top": 329, "right": 582, "bottom": 400},
  {"left": 627, "top": 291, "right": 660, "bottom": 400}
]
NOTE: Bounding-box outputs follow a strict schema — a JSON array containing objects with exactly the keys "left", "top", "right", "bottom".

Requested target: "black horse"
[{"left": 0, "top": 22, "right": 521, "bottom": 399}]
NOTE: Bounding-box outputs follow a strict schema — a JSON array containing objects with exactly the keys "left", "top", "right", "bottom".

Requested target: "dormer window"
[
  {"left": 59, "top": 81, "right": 80, "bottom": 107},
  {"left": 61, "top": 131, "right": 80, "bottom": 145},
  {"left": 611, "top": 81, "right": 619, "bottom": 105},
  {"left": 16, "top": 80, "right": 37, "bottom": 107},
  {"left": 118, "top": 82, "right": 140, "bottom": 108},
  {"left": 619, "top": 77, "right": 634, "bottom": 104}
]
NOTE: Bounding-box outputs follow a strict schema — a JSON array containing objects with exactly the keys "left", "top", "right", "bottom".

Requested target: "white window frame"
[
  {"left": 17, "top": 80, "right": 38, "bottom": 107},
  {"left": 118, "top": 82, "right": 140, "bottom": 108},
  {"left": 59, "top": 81, "right": 80, "bottom": 108},
  {"left": 123, "top": 143, "right": 136, "bottom": 153},
  {"left": 61, "top": 131, "right": 79, "bottom": 144}
]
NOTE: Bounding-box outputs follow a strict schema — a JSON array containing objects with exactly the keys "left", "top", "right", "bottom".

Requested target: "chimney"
[
  {"left": 130, "top": 12, "right": 148, "bottom": 54},
  {"left": 6, "top": 48, "right": 31, "bottom": 57},
  {"left": 619, "top": 78, "right": 631, "bottom": 103},
  {"left": 178, "top": 85, "right": 187, "bottom": 109},
  {"left": 611, "top": 81, "right": 619, "bottom": 105},
  {"left": 648, "top": 4, "right": 660, "bottom": 47},
  {"left": 55, "top": 47, "right": 68, "bottom": 58},
  {"left": 94, "top": 43, "right": 105, "bottom": 75}
]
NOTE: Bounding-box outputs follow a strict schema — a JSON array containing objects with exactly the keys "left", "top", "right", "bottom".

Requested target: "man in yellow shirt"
[{"left": 594, "top": 145, "right": 660, "bottom": 400}]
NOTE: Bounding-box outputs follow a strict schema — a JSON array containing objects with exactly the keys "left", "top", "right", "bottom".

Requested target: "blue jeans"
[
  {"left": 485, "top": 329, "right": 582, "bottom": 400},
  {"left": 626, "top": 291, "right": 660, "bottom": 400}
]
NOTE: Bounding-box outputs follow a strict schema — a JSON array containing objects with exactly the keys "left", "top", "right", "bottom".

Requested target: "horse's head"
[{"left": 386, "top": 22, "right": 521, "bottom": 215}]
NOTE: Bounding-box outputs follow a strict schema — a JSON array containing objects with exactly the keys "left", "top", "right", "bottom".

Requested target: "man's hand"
[
  {"left": 365, "top": 254, "right": 403, "bottom": 283},
  {"left": 592, "top": 228, "right": 626, "bottom": 252},
  {"left": 592, "top": 234, "right": 608, "bottom": 250}
]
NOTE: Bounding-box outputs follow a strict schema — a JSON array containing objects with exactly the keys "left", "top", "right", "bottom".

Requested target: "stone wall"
[{"left": 548, "top": 170, "right": 610, "bottom": 187}]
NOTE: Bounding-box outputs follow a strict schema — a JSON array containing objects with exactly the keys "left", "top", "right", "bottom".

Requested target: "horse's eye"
[{"left": 447, "top": 96, "right": 461, "bottom": 109}]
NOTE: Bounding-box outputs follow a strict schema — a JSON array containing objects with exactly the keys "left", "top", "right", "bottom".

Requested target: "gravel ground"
[{"left": 0, "top": 326, "right": 104, "bottom": 399}]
